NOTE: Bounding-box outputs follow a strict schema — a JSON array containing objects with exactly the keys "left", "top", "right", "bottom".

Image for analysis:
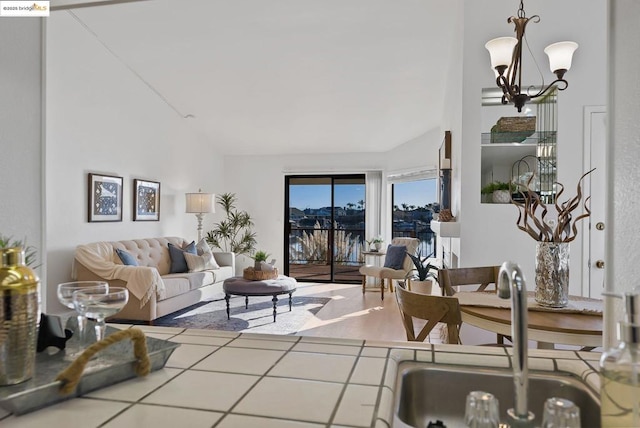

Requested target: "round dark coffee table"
[{"left": 222, "top": 275, "right": 297, "bottom": 322}]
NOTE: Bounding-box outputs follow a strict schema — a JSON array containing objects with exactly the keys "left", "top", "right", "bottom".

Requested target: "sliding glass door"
[{"left": 285, "top": 175, "right": 365, "bottom": 283}]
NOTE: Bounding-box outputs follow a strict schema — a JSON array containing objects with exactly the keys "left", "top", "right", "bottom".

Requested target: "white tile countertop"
[{"left": 0, "top": 325, "right": 601, "bottom": 428}]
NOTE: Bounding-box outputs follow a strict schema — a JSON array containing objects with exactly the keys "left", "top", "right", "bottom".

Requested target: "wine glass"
[
  {"left": 57, "top": 281, "right": 109, "bottom": 346},
  {"left": 72, "top": 287, "right": 129, "bottom": 342}
]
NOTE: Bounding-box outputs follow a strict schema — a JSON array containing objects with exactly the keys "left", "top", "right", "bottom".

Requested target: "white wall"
[
  {"left": 0, "top": 19, "right": 45, "bottom": 303},
  {"left": 458, "top": 0, "right": 607, "bottom": 295},
  {"left": 605, "top": 0, "right": 640, "bottom": 347},
  {"left": 45, "top": 12, "right": 225, "bottom": 312},
  {"left": 222, "top": 130, "right": 442, "bottom": 272}
]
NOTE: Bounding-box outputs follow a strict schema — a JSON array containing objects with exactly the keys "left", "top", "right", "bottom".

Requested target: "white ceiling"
[{"left": 54, "top": 0, "right": 460, "bottom": 155}]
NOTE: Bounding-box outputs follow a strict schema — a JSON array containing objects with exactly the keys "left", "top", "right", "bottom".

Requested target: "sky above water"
[{"left": 289, "top": 179, "right": 437, "bottom": 210}]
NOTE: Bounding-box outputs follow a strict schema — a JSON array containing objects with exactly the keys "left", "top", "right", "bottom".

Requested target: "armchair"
[{"left": 359, "top": 237, "right": 420, "bottom": 300}]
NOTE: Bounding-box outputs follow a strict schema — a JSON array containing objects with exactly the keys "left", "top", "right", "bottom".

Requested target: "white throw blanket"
[{"left": 74, "top": 242, "right": 166, "bottom": 308}]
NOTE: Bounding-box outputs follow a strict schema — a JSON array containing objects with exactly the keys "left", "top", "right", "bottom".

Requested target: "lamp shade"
[
  {"left": 185, "top": 192, "right": 215, "bottom": 214},
  {"left": 485, "top": 37, "right": 518, "bottom": 69},
  {"left": 544, "top": 41, "right": 578, "bottom": 72}
]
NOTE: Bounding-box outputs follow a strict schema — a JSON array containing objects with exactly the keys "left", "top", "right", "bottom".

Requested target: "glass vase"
[
  {"left": 0, "top": 247, "right": 40, "bottom": 385},
  {"left": 534, "top": 242, "right": 569, "bottom": 307}
]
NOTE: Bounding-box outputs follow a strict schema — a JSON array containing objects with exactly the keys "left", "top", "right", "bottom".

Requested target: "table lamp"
[{"left": 185, "top": 189, "right": 215, "bottom": 241}]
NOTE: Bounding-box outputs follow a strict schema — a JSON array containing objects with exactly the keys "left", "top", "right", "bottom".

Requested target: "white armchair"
[{"left": 359, "top": 237, "right": 420, "bottom": 300}]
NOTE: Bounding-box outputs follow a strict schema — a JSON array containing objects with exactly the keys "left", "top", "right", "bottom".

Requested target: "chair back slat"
[
  {"left": 395, "top": 284, "right": 461, "bottom": 343},
  {"left": 439, "top": 266, "right": 500, "bottom": 296}
]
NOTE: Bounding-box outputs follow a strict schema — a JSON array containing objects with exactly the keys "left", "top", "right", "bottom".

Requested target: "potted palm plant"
[
  {"left": 405, "top": 250, "right": 439, "bottom": 295},
  {"left": 205, "top": 192, "right": 257, "bottom": 275}
]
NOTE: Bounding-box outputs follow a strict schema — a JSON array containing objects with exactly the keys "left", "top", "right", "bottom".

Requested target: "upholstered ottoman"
[{"left": 222, "top": 275, "right": 297, "bottom": 322}]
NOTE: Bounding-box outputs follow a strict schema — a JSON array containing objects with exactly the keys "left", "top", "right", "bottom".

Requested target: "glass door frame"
[{"left": 284, "top": 174, "right": 365, "bottom": 283}]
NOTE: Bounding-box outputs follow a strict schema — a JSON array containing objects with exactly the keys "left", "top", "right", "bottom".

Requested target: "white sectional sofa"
[{"left": 73, "top": 237, "right": 235, "bottom": 323}]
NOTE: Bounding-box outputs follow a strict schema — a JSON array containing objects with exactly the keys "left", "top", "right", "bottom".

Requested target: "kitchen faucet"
[{"left": 497, "top": 261, "right": 535, "bottom": 427}]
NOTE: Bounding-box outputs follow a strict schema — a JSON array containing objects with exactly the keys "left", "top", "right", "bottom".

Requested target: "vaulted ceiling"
[{"left": 52, "top": 0, "right": 460, "bottom": 155}]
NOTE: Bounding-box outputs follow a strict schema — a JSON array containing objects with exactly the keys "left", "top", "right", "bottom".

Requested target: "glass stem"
[
  {"left": 77, "top": 314, "right": 87, "bottom": 344},
  {"left": 95, "top": 316, "right": 106, "bottom": 342}
]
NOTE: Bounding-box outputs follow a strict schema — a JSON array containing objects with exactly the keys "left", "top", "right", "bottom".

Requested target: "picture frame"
[
  {"left": 88, "top": 173, "right": 123, "bottom": 222},
  {"left": 133, "top": 179, "right": 160, "bottom": 221}
]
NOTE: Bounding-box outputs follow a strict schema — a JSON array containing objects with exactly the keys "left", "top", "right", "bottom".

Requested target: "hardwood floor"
[
  {"left": 292, "top": 281, "right": 435, "bottom": 343},
  {"left": 293, "top": 281, "right": 600, "bottom": 351}
]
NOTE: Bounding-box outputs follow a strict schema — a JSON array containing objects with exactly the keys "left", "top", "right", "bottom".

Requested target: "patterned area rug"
[{"left": 150, "top": 295, "right": 331, "bottom": 335}]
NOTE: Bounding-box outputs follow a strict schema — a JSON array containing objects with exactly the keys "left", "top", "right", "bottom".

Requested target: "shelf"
[{"left": 430, "top": 220, "right": 460, "bottom": 238}]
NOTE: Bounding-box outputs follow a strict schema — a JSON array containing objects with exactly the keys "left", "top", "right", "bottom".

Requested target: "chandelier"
[{"left": 485, "top": 0, "right": 578, "bottom": 112}]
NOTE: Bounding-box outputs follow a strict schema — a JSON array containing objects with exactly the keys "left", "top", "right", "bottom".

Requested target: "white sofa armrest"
[{"left": 213, "top": 251, "right": 235, "bottom": 273}]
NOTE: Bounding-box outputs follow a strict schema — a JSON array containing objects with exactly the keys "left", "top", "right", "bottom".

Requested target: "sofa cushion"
[
  {"left": 158, "top": 275, "right": 193, "bottom": 300},
  {"left": 383, "top": 244, "right": 407, "bottom": 270},
  {"left": 184, "top": 252, "right": 218, "bottom": 272},
  {"left": 115, "top": 249, "right": 138, "bottom": 266},
  {"left": 168, "top": 241, "right": 197, "bottom": 273},
  {"left": 195, "top": 238, "right": 220, "bottom": 269}
]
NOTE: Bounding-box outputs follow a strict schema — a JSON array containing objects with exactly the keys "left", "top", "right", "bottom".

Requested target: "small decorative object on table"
[
  {"left": 0, "top": 245, "right": 40, "bottom": 385},
  {"left": 252, "top": 250, "right": 270, "bottom": 271},
  {"left": 512, "top": 169, "right": 594, "bottom": 307},
  {"left": 366, "top": 236, "right": 384, "bottom": 252},
  {"left": 243, "top": 266, "right": 279, "bottom": 281}
]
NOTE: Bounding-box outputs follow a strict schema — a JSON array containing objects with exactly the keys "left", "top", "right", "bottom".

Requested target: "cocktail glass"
[
  {"left": 72, "top": 287, "right": 129, "bottom": 342},
  {"left": 57, "top": 281, "right": 108, "bottom": 347}
]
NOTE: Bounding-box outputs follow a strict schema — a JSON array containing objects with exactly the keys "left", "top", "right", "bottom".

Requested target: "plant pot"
[
  {"left": 411, "top": 279, "right": 433, "bottom": 295},
  {"left": 254, "top": 261, "right": 263, "bottom": 271},
  {"left": 492, "top": 190, "right": 512, "bottom": 204},
  {"left": 374, "top": 242, "right": 382, "bottom": 251}
]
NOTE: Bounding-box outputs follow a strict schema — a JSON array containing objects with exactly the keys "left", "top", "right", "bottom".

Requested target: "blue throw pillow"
[
  {"left": 116, "top": 249, "right": 138, "bottom": 266},
  {"left": 383, "top": 244, "right": 407, "bottom": 270},
  {"left": 168, "top": 241, "right": 197, "bottom": 273}
]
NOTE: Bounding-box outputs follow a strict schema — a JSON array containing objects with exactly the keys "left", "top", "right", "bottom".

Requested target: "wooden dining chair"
[
  {"left": 439, "top": 266, "right": 501, "bottom": 297},
  {"left": 439, "top": 265, "right": 509, "bottom": 344},
  {"left": 395, "top": 282, "right": 462, "bottom": 344}
]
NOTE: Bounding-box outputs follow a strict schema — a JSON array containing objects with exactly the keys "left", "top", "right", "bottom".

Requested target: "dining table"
[{"left": 455, "top": 291, "right": 603, "bottom": 350}]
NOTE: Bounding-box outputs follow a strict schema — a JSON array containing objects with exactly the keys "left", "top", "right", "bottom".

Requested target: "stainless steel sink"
[{"left": 394, "top": 362, "right": 600, "bottom": 427}]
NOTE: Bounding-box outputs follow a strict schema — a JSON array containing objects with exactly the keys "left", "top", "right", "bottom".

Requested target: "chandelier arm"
[{"left": 528, "top": 79, "right": 569, "bottom": 101}]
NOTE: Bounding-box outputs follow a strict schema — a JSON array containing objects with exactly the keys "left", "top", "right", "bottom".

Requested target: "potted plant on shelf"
[
  {"left": 405, "top": 250, "right": 439, "bottom": 295},
  {"left": 481, "top": 181, "right": 512, "bottom": 204}
]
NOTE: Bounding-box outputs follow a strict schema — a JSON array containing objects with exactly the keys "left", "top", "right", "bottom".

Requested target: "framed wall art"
[
  {"left": 88, "top": 173, "right": 123, "bottom": 222},
  {"left": 133, "top": 179, "right": 160, "bottom": 221}
]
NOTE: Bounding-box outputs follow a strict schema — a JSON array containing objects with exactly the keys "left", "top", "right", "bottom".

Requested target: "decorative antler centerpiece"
[
  {"left": 512, "top": 168, "right": 594, "bottom": 243},
  {"left": 512, "top": 169, "right": 594, "bottom": 307}
]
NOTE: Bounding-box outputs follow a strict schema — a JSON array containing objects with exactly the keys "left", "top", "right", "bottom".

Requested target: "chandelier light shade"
[
  {"left": 185, "top": 189, "right": 215, "bottom": 241},
  {"left": 485, "top": 0, "right": 578, "bottom": 112}
]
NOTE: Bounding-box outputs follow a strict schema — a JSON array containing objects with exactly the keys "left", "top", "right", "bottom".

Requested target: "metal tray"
[{"left": 0, "top": 321, "right": 180, "bottom": 415}]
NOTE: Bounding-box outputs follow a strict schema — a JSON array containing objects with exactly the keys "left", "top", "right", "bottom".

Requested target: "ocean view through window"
[{"left": 392, "top": 179, "right": 437, "bottom": 258}]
